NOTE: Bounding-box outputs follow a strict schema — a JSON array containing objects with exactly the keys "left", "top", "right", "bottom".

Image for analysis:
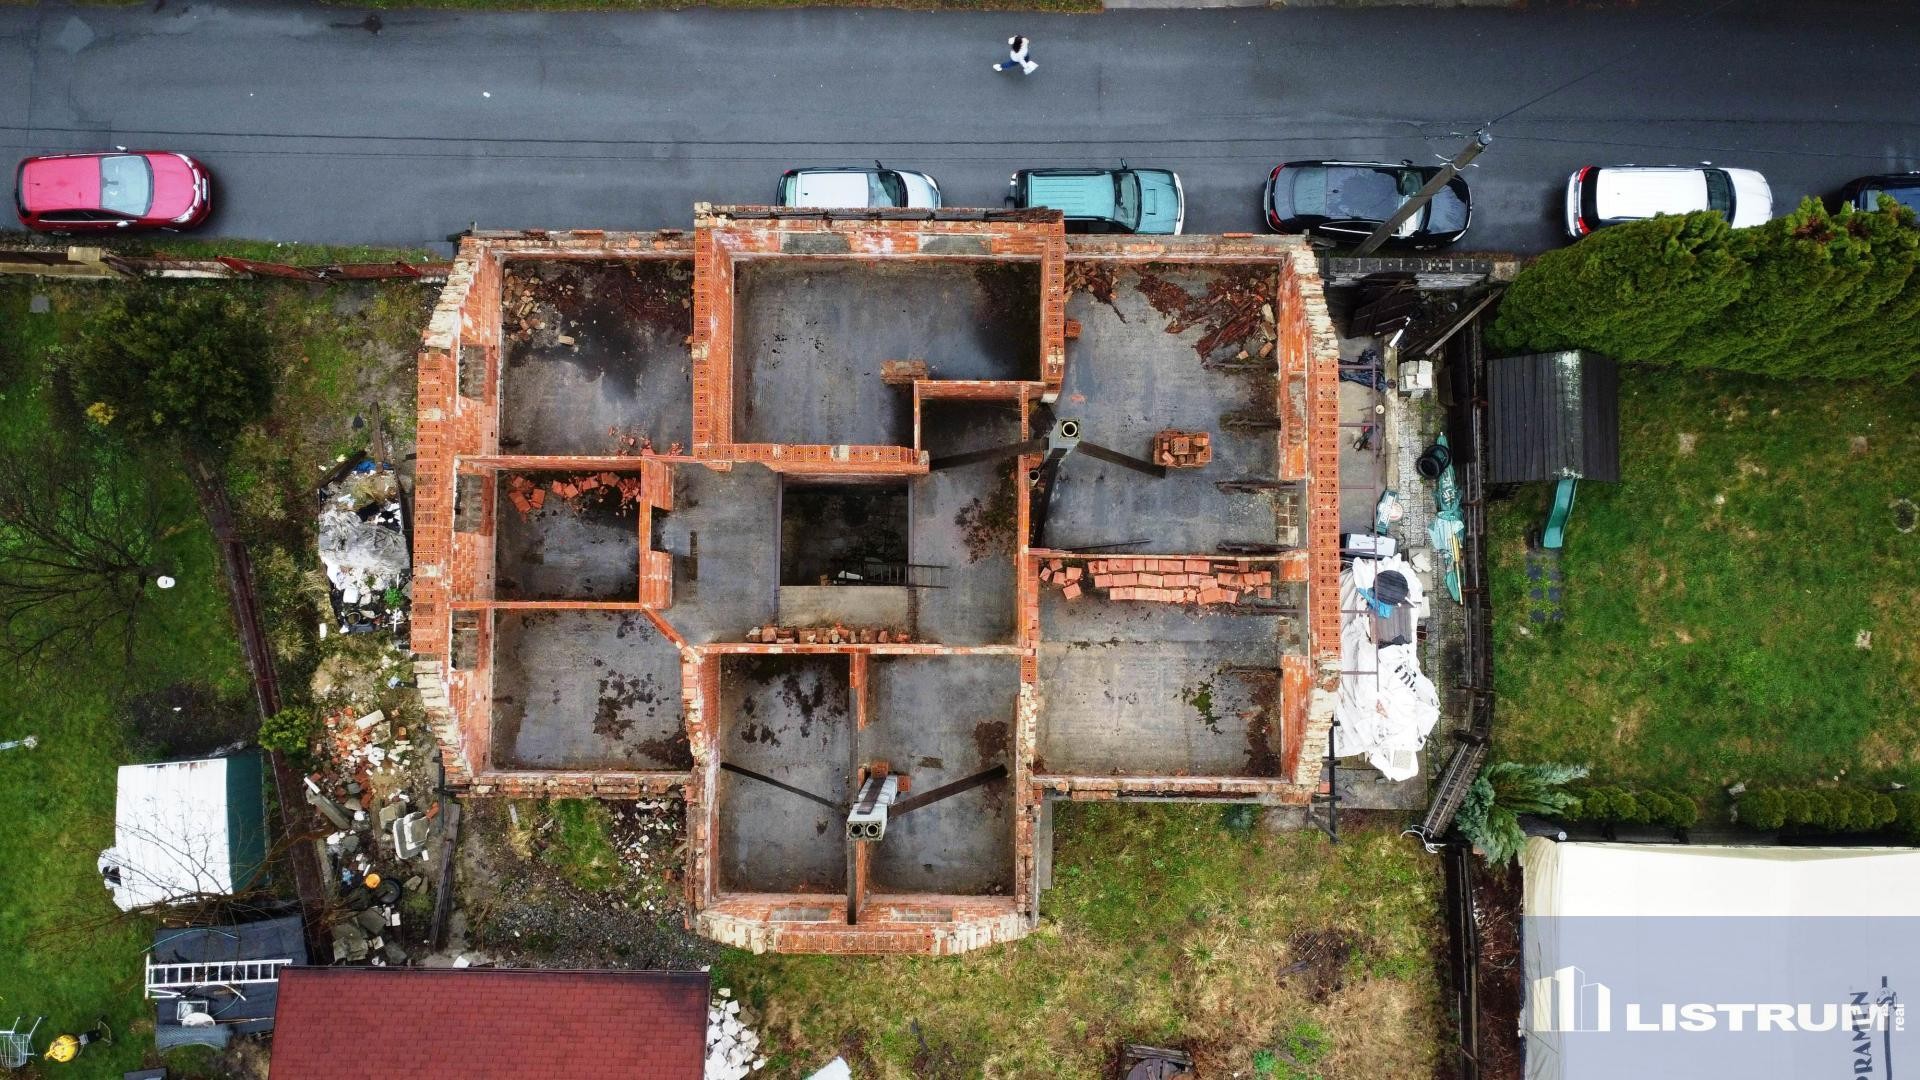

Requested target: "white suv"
[
  {"left": 1565, "top": 165, "right": 1772, "bottom": 238},
  {"left": 777, "top": 165, "right": 941, "bottom": 210}
]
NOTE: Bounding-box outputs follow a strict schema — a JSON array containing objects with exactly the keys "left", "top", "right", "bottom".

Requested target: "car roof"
[
  {"left": 1594, "top": 166, "right": 1710, "bottom": 220},
  {"left": 18, "top": 154, "right": 105, "bottom": 213},
  {"left": 790, "top": 169, "right": 874, "bottom": 208},
  {"left": 1024, "top": 172, "right": 1117, "bottom": 220}
]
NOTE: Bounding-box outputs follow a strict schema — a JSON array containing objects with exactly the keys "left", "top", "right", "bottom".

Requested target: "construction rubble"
[
  {"left": 706, "top": 988, "right": 767, "bottom": 1080},
  {"left": 303, "top": 705, "right": 445, "bottom": 966},
  {"left": 317, "top": 461, "right": 411, "bottom": 636}
]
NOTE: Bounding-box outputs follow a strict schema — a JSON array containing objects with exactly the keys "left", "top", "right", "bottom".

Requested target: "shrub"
[
  {"left": 1736, "top": 786, "right": 1898, "bottom": 833},
  {"left": 1568, "top": 785, "right": 1699, "bottom": 829},
  {"left": 258, "top": 706, "right": 321, "bottom": 760},
  {"left": 67, "top": 285, "right": 276, "bottom": 453},
  {"left": 1493, "top": 198, "right": 1920, "bottom": 379},
  {"left": 1893, "top": 791, "right": 1920, "bottom": 842},
  {"left": 1457, "top": 761, "right": 1588, "bottom": 866}
]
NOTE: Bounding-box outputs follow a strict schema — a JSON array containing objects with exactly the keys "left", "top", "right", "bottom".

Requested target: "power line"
[{"left": 1484, "top": 0, "right": 1754, "bottom": 128}]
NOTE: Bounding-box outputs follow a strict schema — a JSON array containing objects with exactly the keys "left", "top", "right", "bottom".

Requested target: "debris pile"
[
  {"left": 605, "top": 426, "right": 684, "bottom": 456},
  {"left": 705, "top": 989, "right": 767, "bottom": 1080},
  {"left": 1136, "top": 265, "right": 1278, "bottom": 361},
  {"left": 303, "top": 706, "right": 442, "bottom": 967},
  {"left": 745, "top": 623, "right": 915, "bottom": 645},
  {"left": 1040, "top": 557, "right": 1277, "bottom": 606},
  {"left": 1152, "top": 428, "right": 1214, "bottom": 468},
  {"left": 317, "top": 462, "right": 410, "bottom": 635},
  {"left": 503, "top": 471, "right": 647, "bottom": 518}
]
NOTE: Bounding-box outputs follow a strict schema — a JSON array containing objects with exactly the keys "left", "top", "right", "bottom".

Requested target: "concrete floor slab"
[
  {"left": 654, "top": 463, "right": 779, "bottom": 644},
  {"left": 1338, "top": 334, "right": 1389, "bottom": 535},
  {"left": 732, "top": 259, "right": 1040, "bottom": 447},
  {"left": 494, "top": 473, "right": 640, "bottom": 602},
  {"left": 715, "top": 654, "right": 852, "bottom": 893},
  {"left": 911, "top": 402, "right": 1021, "bottom": 645},
  {"left": 490, "top": 610, "right": 688, "bottom": 770},
  {"left": 499, "top": 259, "right": 694, "bottom": 455},
  {"left": 1036, "top": 591, "right": 1291, "bottom": 777},
  {"left": 862, "top": 656, "right": 1017, "bottom": 895},
  {"left": 1049, "top": 263, "right": 1283, "bottom": 553}
]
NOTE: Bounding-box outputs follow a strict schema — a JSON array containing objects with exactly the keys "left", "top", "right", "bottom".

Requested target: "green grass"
[
  {"left": 1491, "top": 368, "right": 1920, "bottom": 791},
  {"left": 714, "top": 804, "right": 1443, "bottom": 1079},
  {"left": 119, "top": 238, "right": 439, "bottom": 266},
  {"left": 0, "top": 273, "right": 431, "bottom": 1075},
  {"left": 0, "top": 283, "right": 249, "bottom": 1077}
]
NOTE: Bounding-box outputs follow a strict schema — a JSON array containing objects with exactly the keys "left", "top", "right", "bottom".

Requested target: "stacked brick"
[
  {"left": 1151, "top": 429, "right": 1214, "bottom": 468},
  {"left": 1040, "top": 557, "right": 1275, "bottom": 605}
]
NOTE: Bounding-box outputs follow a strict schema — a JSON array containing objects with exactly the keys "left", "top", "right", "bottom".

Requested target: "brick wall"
[{"left": 411, "top": 223, "right": 1345, "bottom": 958}]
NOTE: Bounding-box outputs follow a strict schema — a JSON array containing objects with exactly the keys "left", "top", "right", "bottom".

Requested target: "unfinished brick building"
[{"left": 410, "top": 205, "right": 1344, "bottom": 955}]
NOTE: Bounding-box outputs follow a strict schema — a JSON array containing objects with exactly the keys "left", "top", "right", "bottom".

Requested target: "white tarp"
[
  {"left": 1332, "top": 556, "right": 1440, "bottom": 780},
  {"left": 99, "top": 758, "right": 239, "bottom": 911},
  {"left": 1521, "top": 840, "right": 1920, "bottom": 1080}
]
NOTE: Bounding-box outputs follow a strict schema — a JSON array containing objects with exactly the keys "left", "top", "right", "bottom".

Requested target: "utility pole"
[{"left": 1352, "top": 129, "right": 1493, "bottom": 257}]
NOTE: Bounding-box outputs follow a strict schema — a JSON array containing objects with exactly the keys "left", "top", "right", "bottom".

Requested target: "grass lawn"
[
  {"left": 0, "top": 282, "right": 248, "bottom": 1076},
  {"left": 0, "top": 275, "right": 429, "bottom": 1076},
  {"left": 1490, "top": 368, "right": 1920, "bottom": 792},
  {"left": 715, "top": 805, "right": 1444, "bottom": 1079}
]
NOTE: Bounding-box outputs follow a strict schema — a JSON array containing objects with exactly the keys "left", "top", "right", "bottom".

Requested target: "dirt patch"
[
  {"left": 1278, "top": 928, "right": 1356, "bottom": 1003},
  {"left": 458, "top": 799, "right": 719, "bottom": 971},
  {"left": 1134, "top": 263, "right": 1279, "bottom": 362},
  {"left": 1472, "top": 858, "right": 1524, "bottom": 1080},
  {"left": 953, "top": 459, "right": 1019, "bottom": 562},
  {"left": 971, "top": 719, "right": 1010, "bottom": 763}
]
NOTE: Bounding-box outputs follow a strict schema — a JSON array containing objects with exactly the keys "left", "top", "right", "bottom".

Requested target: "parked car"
[
  {"left": 1263, "top": 161, "right": 1471, "bottom": 250},
  {"left": 15, "top": 150, "right": 211, "bottom": 233},
  {"left": 1835, "top": 172, "right": 1920, "bottom": 217},
  {"left": 1563, "top": 165, "right": 1771, "bottom": 238},
  {"left": 1007, "top": 166, "right": 1184, "bottom": 235},
  {"left": 777, "top": 165, "right": 940, "bottom": 210}
]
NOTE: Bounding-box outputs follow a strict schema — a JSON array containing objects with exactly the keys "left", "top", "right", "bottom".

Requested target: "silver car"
[{"left": 777, "top": 165, "right": 941, "bottom": 210}]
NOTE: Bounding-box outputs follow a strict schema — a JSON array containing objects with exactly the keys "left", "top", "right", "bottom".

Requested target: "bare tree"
[{"left": 0, "top": 441, "right": 181, "bottom": 671}]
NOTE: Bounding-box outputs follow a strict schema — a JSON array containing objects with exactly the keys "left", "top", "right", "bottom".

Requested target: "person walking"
[{"left": 994, "top": 35, "right": 1037, "bottom": 75}]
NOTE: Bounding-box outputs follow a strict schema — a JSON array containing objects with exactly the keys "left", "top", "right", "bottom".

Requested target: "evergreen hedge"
[
  {"left": 1735, "top": 786, "right": 1897, "bottom": 832},
  {"left": 1567, "top": 785, "right": 1700, "bottom": 829},
  {"left": 1492, "top": 197, "right": 1920, "bottom": 379}
]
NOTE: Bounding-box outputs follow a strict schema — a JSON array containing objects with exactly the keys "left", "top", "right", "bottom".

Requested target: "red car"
[{"left": 14, "top": 151, "right": 212, "bottom": 233}]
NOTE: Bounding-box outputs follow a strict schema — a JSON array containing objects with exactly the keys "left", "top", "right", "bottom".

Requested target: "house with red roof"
[{"left": 270, "top": 967, "right": 708, "bottom": 1079}]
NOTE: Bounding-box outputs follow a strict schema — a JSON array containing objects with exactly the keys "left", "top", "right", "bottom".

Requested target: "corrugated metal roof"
[{"left": 1486, "top": 350, "right": 1621, "bottom": 484}]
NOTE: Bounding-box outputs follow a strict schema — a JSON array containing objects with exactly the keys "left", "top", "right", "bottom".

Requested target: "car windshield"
[
  {"left": 1114, "top": 172, "right": 1143, "bottom": 230},
  {"left": 98, "top": 155, "right": 153, "bottom": 216},
  {"left": 1705, "top": 170, "right": 1735, "bottom": 217},
  {"left": 1427, "top": 185, "right": 1469, "bottom": 232},
  {"left": 875, "top": 171, "right": 908, "bottom": 207},
  {"left": 1867, "top": 186, "right": 1920, "bottom": 214}
]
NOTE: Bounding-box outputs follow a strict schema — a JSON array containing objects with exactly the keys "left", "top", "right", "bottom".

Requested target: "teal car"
[{"left": 1008, "top": 166, "right": 1185, "bottom": 235}]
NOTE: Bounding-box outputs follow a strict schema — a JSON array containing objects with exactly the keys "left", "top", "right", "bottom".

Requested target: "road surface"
[{"left": 2, "top": 0, "right": 1918, "bottom": 251}]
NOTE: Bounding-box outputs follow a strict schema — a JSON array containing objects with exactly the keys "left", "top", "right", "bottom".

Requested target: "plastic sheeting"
[
  {"left": 1332, "top": 556, "right": 1440, "bottom": 781},
  {"left": 317, "top": 507, "right": 408, "bottom": 604}
]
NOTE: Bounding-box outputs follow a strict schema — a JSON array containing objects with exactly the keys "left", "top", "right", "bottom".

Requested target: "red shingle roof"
[{"left": 271, "top": 967, "right": 708, "bottom": 1079}]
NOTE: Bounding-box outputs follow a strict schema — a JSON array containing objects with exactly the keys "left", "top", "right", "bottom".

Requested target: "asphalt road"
[{"left": 3, "top": 0, "right": 1918, "bottom": 252}]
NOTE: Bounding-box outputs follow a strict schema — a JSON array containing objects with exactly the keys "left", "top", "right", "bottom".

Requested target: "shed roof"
[
  {"left": 151, "top": 915, "right": 307, "bottom": 1049},
  {"left": 1486, "top": 350, "right": 1621, "bottom": 484},
  {"left": 104, "top": 750, "right": 267, "bottom": 911},
  {"left": 269, "top": 967, "right": 709, "bottom": 1080}
]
